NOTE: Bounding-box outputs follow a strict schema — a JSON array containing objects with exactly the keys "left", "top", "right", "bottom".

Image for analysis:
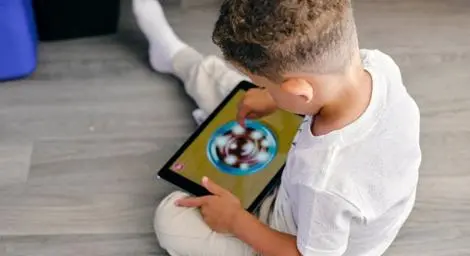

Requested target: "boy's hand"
[
  {"left": 176, "top": 177, "right": 244, "bottom": 234},
  {"left": 237, "top": 88, "right": 277, "bottom": 127}
]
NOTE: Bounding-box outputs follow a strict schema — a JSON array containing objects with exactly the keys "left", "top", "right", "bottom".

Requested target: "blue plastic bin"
[{"left": 0, "top": 0, "right": 38, "bottom": 81}]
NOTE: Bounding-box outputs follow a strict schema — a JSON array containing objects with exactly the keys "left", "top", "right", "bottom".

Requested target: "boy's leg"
[
  {"left": 133, "top": 0, "right": 247, "bottom": 115},
  {"left": 154, "top": 191, "right": 255, "bottom": 256},
  {"left": 172, "top": 47, "right": 247, "bottom": 114}
]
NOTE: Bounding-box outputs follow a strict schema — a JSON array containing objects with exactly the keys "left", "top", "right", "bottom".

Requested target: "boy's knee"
[
  {"left": 156, "top": 191, "right": 217, "bottom": 255},
  {"left": 154, "top": 191, "right": 189, "bottom": 251},
  {"left": 155, "top": 191, "right": 188, "bottom": 231}
]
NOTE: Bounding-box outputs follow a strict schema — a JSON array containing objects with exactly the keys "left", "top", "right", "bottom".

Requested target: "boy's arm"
[
  {"left": 178, "top": 177, "right": 356, "bottom": 256},
  {"left": 231, "top": 210, "right": 301, "bottom": 256}
]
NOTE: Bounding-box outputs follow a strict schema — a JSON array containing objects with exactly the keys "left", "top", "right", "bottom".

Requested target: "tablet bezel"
[{"left": 157, "top": 81, "right": 286, "bottom": 213}]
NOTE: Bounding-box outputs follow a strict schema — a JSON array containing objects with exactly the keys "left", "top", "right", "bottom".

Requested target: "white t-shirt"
[{"left": 270, "top": 50, "right": 421, "bottom": 256}]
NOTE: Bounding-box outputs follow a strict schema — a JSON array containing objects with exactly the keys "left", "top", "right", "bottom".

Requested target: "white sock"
[{"left": 133, "top": 0, "right": 187, "bottom": 73}]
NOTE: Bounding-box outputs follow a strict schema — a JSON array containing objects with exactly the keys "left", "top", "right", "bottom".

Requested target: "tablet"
[{"left": 157, "top": 81, "right": 304, "bottom": 212}]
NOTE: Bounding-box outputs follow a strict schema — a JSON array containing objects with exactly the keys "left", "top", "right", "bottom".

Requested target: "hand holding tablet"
[
  {"left": 176, "top": 176, "right": 244, "bottom": 234},
  {"left": 157, "top": 82, "right": 303, "bottom": 212}
]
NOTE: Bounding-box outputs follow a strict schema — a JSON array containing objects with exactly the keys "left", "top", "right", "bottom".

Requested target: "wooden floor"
[{"left": 1, "top": 0, "right": 469, "bottom": 255}]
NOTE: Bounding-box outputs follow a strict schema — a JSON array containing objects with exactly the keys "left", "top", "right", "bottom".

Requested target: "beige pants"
[
  {"left": 155, "top": 191, "right": 279, "bottom": 256},
  {"left": 171, "top": 47, "right": 247, "bottom": 114},
  {"left": 154, "top": 47, "right": 277, "bottom": 256}
]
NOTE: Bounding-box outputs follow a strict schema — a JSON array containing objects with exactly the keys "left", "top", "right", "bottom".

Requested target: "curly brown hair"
[{"left": 212, "top": 0, "right": 358, "bottom": 81}]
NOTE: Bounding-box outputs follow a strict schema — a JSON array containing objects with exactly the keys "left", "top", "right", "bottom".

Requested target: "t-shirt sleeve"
[{"left": 296, "top": 185, "right": 360, "bottom": 256}]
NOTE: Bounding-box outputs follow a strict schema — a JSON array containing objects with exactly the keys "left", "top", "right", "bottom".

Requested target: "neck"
[{"left": 312, "top": 61, "right": 373, "bottom": 136}]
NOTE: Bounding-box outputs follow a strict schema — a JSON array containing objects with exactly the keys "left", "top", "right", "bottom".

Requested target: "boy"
[{"left": 133, "top": 0, "right": 421, "bottom": 255}]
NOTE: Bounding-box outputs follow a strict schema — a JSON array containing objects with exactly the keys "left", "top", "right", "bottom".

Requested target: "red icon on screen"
[{"left": 173, "top": 163, "right": 184, "bottom": 172}]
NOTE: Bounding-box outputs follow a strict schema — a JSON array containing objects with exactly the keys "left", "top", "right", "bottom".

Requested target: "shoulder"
[{"left": 360, "top": 49, "right": 420, "bottom": 129}]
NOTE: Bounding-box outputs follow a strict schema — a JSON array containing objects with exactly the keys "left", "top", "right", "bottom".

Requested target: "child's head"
[{"left": 213, "top": 0, "right": 361, "bottom": 115}]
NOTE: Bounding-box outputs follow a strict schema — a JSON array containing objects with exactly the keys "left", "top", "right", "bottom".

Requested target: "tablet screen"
[{"left": 168, "top": 89, "right": 303, "bottom": 209}]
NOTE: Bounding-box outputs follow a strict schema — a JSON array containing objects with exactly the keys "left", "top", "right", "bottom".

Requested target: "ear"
[{"left": 280, "top": 78, "right": 315, "bottom": 103}]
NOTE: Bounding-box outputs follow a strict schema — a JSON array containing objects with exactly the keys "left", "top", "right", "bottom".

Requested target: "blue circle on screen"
[{"left": 207, "top": 120, "right": 277, "bottom": 176}]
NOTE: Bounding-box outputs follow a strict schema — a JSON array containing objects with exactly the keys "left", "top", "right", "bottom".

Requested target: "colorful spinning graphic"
[{"left": 207, "top": 120, "right": 278, "bottom": 176}]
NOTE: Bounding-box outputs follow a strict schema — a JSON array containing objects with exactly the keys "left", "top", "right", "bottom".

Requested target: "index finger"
[
  {"left": 176, "top": 196, "right": 208, "bottom": 208},
  {"left": 237, "top": 102, "right": 250, "bottom": 127}
]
